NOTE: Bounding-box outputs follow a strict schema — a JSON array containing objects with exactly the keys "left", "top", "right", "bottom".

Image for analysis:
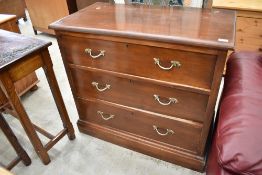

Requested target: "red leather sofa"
[{"left": 206, "top": 52, "right": 262, "bottom": 175}]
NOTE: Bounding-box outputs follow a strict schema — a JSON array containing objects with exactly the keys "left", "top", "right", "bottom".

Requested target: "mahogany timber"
[
  {"left": 60, "top": 35, "right": 218, "bottom": 89},
  {"left": 77, "top": 98, "right": 202, "bottom": 153},
  {"left": 50, "top": 2, "right": 235, "bottom": 172},
  {"left": 50, "top": 3, "right": 235, "bottom": 50},
  {"left": 69, "top": 66, "right": 209, "bottom": 122}
]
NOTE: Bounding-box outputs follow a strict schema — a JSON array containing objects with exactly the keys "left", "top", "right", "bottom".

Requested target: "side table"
[
  {"left": 0, "top": 14, "right": 39, "bottom": 98},
  {"left": 0, "top": 29, "right": 75, "bottom": 164}
]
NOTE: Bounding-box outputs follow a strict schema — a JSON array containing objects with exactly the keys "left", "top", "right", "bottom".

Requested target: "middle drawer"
[{"left": 70, "top": 67, "right": 208, "bottom": 122}]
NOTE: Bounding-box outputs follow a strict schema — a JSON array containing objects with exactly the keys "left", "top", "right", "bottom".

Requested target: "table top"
[
  {"left": 50, "top": 2, "right": 236, "bottom": 50},
  {"left": 0, "top": 14, "right": 16, "bottom": 24},
  {"left": 212, "top": 0, "right": 262, "bottom": 12},
  {"left": 0, "top": 30, "right": 51, "bottom": 70}
]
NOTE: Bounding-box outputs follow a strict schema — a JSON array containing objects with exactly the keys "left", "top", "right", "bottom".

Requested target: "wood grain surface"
[
  {"left": 77, "top": 98, "right": 202, "bottom": 153},
  {"left": 70, "top": 66, "right": 209, "bottom": 122},
  {"left": 60, "top": 35, "right": 217, "bottom": 89},
  {"left": 213, "top": 0, "right": 262, "bottom": 12},
  {"left": 53, "top": 3, "right": 234, "bottom": 172},
  {"left": 0, "top": 30, "right": 51, "bottom": 70},
  {"left": 50, "top": 2, "right": 236, "bottom": 49},
  {"left": 236, "top": 16, "right": 262, "bottom": 52},
  {"left": 25, "top": 0, "right": 77, "bottom": 34},
  {"left": 213, "top": 0, "right": 262, "bottom": 52}
]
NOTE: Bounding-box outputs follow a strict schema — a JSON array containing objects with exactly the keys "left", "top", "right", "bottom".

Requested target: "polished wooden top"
[
  {"left": 212, "top": 0, "right": 262, "bottom": 12},
  {"left": 50, "top": 2, "right": 236, "bottom": 50},
  {"left": 0, "top": 30, "right": 51, "bottom": 70},
  {"left": 0, "top": 14, "right": 16, "bottom": 24}
]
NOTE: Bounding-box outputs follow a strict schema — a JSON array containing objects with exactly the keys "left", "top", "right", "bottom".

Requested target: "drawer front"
[
  {"left": 60, "top": 35, "right": 217, "bottom": 89},
  {"left": 77, "top": 98, "right": 202, "bottom": 154},
  {"left": 70, "top": 67, "right": 209, "bottom": 122},
  {"left": 236, "top": 17, "right": 262, "bottom": 52}
]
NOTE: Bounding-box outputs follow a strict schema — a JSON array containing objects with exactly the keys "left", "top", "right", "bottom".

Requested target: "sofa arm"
[{"left": 207, "top": 52, "right": 262, "bottom": 175}]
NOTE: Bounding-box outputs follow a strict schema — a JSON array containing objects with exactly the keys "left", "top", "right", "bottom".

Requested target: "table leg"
[
  {"left": 0, "top": 113, "right": 31, "bottom": 166},
  {"left": 0, "top": 72, "right": 50, "bottom": 165},
  {"left": 41, "top": 50, "right": 75, "bottom": 140}
]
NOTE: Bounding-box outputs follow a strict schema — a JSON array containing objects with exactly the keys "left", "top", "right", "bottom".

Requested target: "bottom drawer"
[{"left": 77, "top": 98, "right": 202, "bottom": 154}]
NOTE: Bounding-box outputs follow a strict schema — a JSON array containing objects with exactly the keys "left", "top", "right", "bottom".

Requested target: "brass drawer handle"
[
  {"left": 85, "top": 48, "right": 105, "bottom": 59},
  {"left": 153, "top": 94, "right": 178, "bottom": 106},
  {"left": 153, "top": 125, "right": 174, "bottom": 136},
  {"left": 91, "top": 82, "right": 111, "bottom": 92},
  {"left": 97, "top": 111, "right": 114, "bottom": 120},
  {"left": 153, "top": 58, "right": 181, "bottom": 70}
]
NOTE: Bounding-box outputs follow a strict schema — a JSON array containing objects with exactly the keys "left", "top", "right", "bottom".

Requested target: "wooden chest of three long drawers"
[{"left": 50, "top": 2, "right": 236, "bottom": 172}]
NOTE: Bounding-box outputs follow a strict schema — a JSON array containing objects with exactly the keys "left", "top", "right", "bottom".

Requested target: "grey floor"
[{"left": 0, "top": 17, "right": 207, "bottom": 175}]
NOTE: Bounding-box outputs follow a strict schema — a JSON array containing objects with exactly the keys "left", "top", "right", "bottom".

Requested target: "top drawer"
[{"left": 59, "top": 35, "right": 217, "bottom": 89}]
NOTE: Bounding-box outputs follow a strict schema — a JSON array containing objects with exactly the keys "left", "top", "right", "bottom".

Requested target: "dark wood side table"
[
  {"left": 0, "top": 113, "right": 31, "bottom": 170},
  {"left": 0, "top": 29, "right": 75, "bottom": 164}
]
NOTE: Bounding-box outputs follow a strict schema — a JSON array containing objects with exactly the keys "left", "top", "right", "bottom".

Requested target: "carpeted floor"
[{"left": 0, "top": 16, "right": 206, "bottom": 175}]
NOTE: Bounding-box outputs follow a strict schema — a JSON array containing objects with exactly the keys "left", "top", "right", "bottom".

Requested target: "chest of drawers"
[{"left": 50, "top": 3, "right": 235, "bottom": 172}]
